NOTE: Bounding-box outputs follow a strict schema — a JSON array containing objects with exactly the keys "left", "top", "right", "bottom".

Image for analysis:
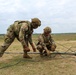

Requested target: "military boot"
[{"left": 23, "top": 50, "right": 32, "bottom": 59}]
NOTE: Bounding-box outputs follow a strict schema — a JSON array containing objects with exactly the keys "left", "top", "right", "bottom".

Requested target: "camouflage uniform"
[
  {"left": 0, "top": 18, "right": 41, "bottom": 58},
  {"left": 37, "top": 27, "right": 56, "bottom": 56}
]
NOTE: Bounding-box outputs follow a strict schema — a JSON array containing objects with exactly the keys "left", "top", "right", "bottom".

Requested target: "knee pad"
[{"left": 37, "top": 45, "right": 42, "bottom": 50}]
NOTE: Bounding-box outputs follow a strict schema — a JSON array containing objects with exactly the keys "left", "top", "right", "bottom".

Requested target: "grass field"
[{"left": 0, "top": 33, "right": 76, "bottom": 75}]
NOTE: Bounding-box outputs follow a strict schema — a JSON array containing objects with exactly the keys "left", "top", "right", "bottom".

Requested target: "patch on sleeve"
[{"left": 21, "top": 23, "right": 28, "bottom": 32}]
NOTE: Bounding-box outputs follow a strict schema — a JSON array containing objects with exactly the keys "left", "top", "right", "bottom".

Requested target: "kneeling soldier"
[{"left": 37, "top": 27, "right": 56, "bottom": 56}]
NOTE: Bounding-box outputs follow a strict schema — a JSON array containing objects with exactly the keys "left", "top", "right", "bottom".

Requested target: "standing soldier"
[
  {"left": 0, "top": 18, "right": 41, "bottom": 58},
  {"left": 37, "top": 27, "right": 56, "bottom": 56}
]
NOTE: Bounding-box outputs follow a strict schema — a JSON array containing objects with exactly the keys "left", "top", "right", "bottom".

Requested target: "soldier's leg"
[
  {"left": 50, "top": 44, "right": 56, "bottom": 52},
  {"left": 16, "top": 37, "right": 31, "bottom": 58},
  {"left": 23, "top": 50, "right": 32, "bottom": 59},
  {"left": 0, "top": 27, "right": 15, "bottom": 57},
  {"left": 43, "top": 45, "right": 51, "bottom": 56},
  {"left": 22, "top": 37, "right": 31, "bottom": 58},
  {"left": 23, "top": 44, "right": 32, "bottom": 59},
  {"left": 37, "top": 45, "right": 43, "bottom": 56}
]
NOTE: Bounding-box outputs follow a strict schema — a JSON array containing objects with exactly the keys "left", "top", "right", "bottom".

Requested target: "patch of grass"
[
  {"left": 52, "top": 33, "right": 76, "bottom": 41},
  {"left": 0, "top": 55, "right": 76, "bottom": 75},
  {"left": 0, "top": 33, "right": 76, "bottom": 75}
]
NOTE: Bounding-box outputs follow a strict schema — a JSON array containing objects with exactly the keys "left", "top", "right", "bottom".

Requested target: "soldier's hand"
[
  {"left": 46, "top": 50, "right": 50, "bottom": 55},
  {"left": 24, "top": 47, "right": 30, "bottom": 52},
  {"left": 32, "top": 47, "right": 36, "bottom": 52},
  {"left": 44, "top": 47, "right": 50, "bottom": 55}
]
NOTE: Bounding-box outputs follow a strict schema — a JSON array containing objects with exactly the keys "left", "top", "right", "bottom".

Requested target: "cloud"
[{"left": 0, "top": 0, "right": 76, "bottom": 34}]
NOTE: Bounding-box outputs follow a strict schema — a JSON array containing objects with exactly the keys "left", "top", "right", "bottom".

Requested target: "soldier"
[
  {"left": 37, "top": 26, "right": 56, "bottom": 56},
  {"left": 0, "top": 18, "right": 41, "bottom": 58}
]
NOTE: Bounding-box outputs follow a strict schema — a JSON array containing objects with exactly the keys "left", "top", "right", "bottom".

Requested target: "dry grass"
[{"left": 0, "top": 34, "right": 76, "bottom": 75}]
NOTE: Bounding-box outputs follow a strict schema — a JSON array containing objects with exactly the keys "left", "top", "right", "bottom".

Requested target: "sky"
[{"left": 0, "top": 0, "right": 76, "bottom": 34}]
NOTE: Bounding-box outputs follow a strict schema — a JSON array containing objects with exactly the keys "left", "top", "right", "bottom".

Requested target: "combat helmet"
[
  {"left": 31, "top": 18, "right": 41, "bottom": 28},
  {"left": 44, "top": 27, "right": 51, "bottom": 33}
]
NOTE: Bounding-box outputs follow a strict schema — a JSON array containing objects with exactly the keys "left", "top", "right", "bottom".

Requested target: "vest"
[
  {"left": 41, "top": 34, "right": 52, "bottom": 45},
  {"left": 14, "top": 20, "right": 33, "bottom": 36}
]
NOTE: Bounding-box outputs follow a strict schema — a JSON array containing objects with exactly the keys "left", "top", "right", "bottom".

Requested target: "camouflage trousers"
[
  {"left": 37, "top": 44, "right": 56, "bottom": 56},
  {"left": 0, "top": 26, "right": 16, "bottom": 57},
  {"left": 0, "top": 29, "right": 29, "bottom": 57}
]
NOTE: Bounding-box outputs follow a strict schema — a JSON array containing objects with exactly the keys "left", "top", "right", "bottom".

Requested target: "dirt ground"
[{"left": 0, "top": 40, "right": 76, "bottom": 75}]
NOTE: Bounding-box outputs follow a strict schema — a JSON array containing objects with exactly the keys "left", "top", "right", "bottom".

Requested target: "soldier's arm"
[
  {"left": 39, "top": 35, "right": 50, "bottom": 55},
  {"left": 28, "top": 34, "right": 33, "bottom": 44},
  {"left": 19, "top": 23, "right": 28, "bottom": 48},
  {"left": 38, "top": 35, "right": 48, "bottom": 50},
  {"left": 38, "top": 35, "right": 45, "bottom": 46},
  {"left": 49, "top": 34, "right": 56, "bottom": 51},
  {"left": 49, "top": 35, "right": 55, "bottom": 44},
  {"left": 28, "top": 34, "right": 37, "bottom": 52}
]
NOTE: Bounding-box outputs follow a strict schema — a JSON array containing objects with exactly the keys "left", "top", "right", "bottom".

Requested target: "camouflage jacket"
[
  {"left": 38, "top": 33, "right": 54, "bottom": 47},
  {"left": 8, "top": 20, "right": 33, "bottom": 47}
]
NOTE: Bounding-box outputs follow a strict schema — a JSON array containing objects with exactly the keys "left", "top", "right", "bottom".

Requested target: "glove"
[
  {"left": 31, "top": 43, "right": 36, "bottom": 52},
  {"left": 32, "top": 47, "right": 36, "bottom": 52}
]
